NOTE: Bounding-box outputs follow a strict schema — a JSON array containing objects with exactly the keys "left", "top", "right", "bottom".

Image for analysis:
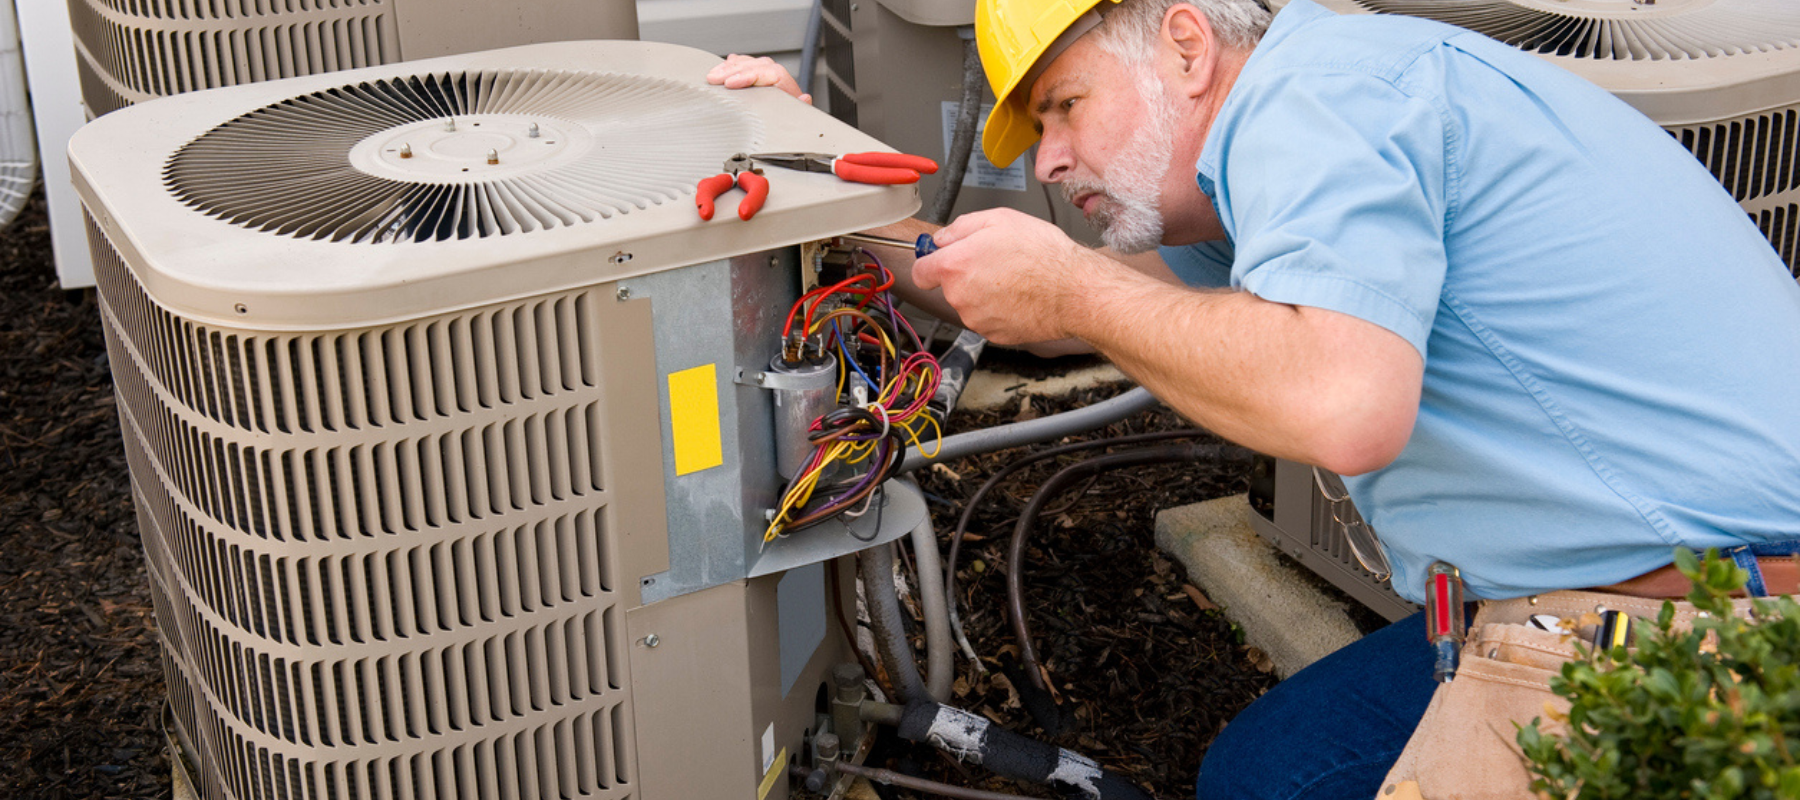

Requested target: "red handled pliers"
[
  {"left": 749, "top": 151, "right": 940, "bottom": 185},
  {"left": 696, "top": 153, "right": 770, "bottom": 221}
]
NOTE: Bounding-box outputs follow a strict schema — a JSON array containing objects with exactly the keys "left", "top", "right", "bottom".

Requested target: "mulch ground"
[
  {"left": 0, "top": 184, "right": 1283, "bottom": 800},
  {"left": 883, "top": 373, "right": 1273, "bottom": 799},
  {"left": 1, "top": 190, "right": 170, "bottom": 799}
]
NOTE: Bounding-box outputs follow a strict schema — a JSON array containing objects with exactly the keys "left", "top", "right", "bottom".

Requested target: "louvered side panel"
[{"left": 90, "top": 212, "right": 641, "bottom": 800}]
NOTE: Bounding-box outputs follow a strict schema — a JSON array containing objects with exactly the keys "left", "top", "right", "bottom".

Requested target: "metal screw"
[
  {"left": 528, "top": 122, "right": 540, "bottom": 138},
  {"left": 399, "top": 143, "right": 412, "bottom": 159},
  {"left": 755, "top": 373, "right": 766, "bottom": 384},
  {"left": 616, "top": 287, "right": 632, "bottom": 301},
  {"left": 769, "top": 256, "right": 779, "bottom": 268},
  {"left": 444, "top": 119, "right": 456, "bottom": 132},
  {"left": 644, "top": 634, "right": 661, "bottom": 648},
  {"left": 487, "top": 149, "right": 499, "bottom": 165}
]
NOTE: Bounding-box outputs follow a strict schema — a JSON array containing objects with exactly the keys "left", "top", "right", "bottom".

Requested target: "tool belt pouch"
[{"left": 1373, "top": 608, "right": 1579, "bottom": 800}]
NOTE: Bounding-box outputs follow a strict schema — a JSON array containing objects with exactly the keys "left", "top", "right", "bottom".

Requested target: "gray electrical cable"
[
  {"left": 927, "top": 31, "right": 983, "bottom": 226},
  {"left": 906, "top": 508, "right": 955, "bottom": 703},
  {"left": 861, "top": 541, "right": 929, "bottom": 704},
  {"left": 900, "top": 385, "right": 1162, "bottom": 472},
  {"left": 798, "top": 0, "right": 823, "bottom": 99}
]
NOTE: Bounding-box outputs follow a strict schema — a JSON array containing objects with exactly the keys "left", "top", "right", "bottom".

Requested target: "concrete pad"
[
  {"left": 1155, "top": 494, "right": 1362, "bottom": 678},
  {"left": 959, "top": 362, "right": 1128, "bottom": 411}
]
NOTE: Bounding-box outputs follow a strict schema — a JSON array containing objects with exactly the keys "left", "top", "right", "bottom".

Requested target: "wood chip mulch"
[
  {"left": 1, "top": 190, "right": 170, "bottom": 799},
  {"left": 881, "top": 381, "right": 1274, "bottom": 799}
]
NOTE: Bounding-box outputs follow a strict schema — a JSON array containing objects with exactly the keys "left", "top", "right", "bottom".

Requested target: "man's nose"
[{"left": 1034, "top": 132, "right": 1072, "bottom": 184}]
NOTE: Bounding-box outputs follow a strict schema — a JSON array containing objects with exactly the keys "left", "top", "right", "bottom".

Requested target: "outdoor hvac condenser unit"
[
  {"left": 70, "top": 40, "right": 926, "bottom": 800},
  {"left": 67, "top": 0, "right": 639, "bottom": 117},
  {"left": 1256, "top": 0, "right": 1800, "bottom": 619}
]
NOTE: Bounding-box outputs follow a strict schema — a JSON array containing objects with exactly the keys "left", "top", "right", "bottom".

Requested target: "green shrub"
[{"left": 1517, "top": 548, "right": 1800, "bottom": 799}]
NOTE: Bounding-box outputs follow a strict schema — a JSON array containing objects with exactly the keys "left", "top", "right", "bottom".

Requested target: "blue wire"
[{"left": 835, "top": 320, "right": 881, "bottom": 392}]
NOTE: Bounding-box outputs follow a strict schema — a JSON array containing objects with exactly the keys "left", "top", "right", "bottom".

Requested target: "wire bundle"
[{"left": 765, "top": 251, "right": 942, "bottom": 542}]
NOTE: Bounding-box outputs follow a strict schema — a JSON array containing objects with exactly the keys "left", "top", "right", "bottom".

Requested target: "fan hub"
[{"left": 350, "top": 115, "right": 587, "bottom": 181}]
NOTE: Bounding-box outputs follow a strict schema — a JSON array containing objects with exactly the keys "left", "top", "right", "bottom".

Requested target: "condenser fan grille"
[
  {"left": 1348, "top": 0, "right": 1800, "bottom": 60},
  {"left": 166, "top": 69, "right": 758, "bottom": 243}
]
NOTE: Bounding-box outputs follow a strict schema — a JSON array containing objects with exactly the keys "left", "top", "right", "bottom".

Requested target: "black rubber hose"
[
  {"left": 942, "top": 430, "right": 1212, "bottom": 681},
  {"left": 862, "top": 541, "right": 930, "bottom": 704},
  {"left": 946, "top": 430, "right": 1211, "bottom": 614},
  {"left": 1008, "top": 444, "right": 1253, "bottom": 690},
  {"left": 895, "top": 701, "right": 1152, "bottom": 800},
  {"left": 928, "top": 34, "right": 983, "bottom": 226}
]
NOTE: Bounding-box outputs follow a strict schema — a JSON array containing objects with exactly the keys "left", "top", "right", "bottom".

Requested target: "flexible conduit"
[{"left": 0, "top": 0, "right": 35, "bottom": 228}]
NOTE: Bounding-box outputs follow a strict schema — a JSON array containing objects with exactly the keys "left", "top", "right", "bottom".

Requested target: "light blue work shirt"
[{"left": 1161, "top": 0, "right": 1800, "bottom": 602}]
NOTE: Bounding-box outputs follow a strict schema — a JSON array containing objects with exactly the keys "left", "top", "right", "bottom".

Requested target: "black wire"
[
  {"left": 1005, "top": 443, "right": 1254, "bottom": 690},
  {"left": 945, "top": 430, "right": 1214, "bottom": 624}
]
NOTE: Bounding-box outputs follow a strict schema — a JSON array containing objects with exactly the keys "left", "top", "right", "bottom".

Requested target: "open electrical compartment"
[{"left": 70, "top": 40, "right": 934, "bottom": 800}]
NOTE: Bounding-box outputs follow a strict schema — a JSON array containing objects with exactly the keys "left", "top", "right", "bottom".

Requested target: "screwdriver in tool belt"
[
  {"left": 832, "top": 232, "right": 940, "bottom": 258},
  {"left": 1425, "top": 561, "right": 1466, "bottom": 683}
]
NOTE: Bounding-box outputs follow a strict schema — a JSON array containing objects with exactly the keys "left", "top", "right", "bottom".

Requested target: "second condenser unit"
[{"left": 71, "top": 40, "right": 927, "bottom": 800}]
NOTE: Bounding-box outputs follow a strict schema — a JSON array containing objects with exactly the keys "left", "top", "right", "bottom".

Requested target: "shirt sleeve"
[{"left": 1209, "top": 68, "right": 1455, "bottom": 357}]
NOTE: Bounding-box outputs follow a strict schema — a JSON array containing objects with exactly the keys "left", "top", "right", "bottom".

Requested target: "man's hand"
[
  {"left": 912, "top": 208, "right": 1110, "bottom": 346},
  {"left": 705, "top": 54, "right": 811, "bottom": 104}
]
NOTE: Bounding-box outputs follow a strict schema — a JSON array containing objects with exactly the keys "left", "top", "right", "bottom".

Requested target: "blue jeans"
[{"left": 1196, "top": 612, "right": 1437, "bottom": 800}]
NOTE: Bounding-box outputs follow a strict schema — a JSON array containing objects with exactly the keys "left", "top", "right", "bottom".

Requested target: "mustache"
[{"left": 1060, "top": 178, "right": 1106, "bottom": 207}]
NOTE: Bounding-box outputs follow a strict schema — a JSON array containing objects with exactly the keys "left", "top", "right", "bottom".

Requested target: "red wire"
[{"left": 785, "top": 272, "right": 883, "bottom": 337}]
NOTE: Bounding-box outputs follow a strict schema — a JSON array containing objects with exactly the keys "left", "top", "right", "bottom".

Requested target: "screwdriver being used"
[
  {"left": 832, "top": 232, "right": 940, "bottom": 259},
  {"left": 1424, "top": 561, "right": 1466, "bottom": 683}
]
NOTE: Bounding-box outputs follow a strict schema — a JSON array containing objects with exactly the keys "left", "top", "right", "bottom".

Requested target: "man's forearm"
[{"left": 1060, "top": 256, "right": 1422, "bottom": 474}]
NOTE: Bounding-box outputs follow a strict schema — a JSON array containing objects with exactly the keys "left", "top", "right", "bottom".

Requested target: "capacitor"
[{"left": 768, "top": 354, "right": 838, "bottom": 479}]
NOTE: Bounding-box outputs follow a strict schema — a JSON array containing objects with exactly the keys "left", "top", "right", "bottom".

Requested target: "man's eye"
[{"left": 1062, "top": 97, "right": 1078, "bottom": 110}]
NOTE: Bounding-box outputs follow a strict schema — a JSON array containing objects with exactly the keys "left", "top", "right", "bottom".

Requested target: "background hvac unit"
[
  {"left": 69, "top": 40, "right": 925, "bottom": 800},
  {"left": 817, "top": 0, "right": 1094, "bottom": 241},
  {"left": 0, "top": 0, "right": 33, "bottom": 227},
  {"left": 66, "top": 0, "right": 640, "bottom": 117},
  {"left": 1255, "top": 0, "right": 1800, "bottom": 619}
]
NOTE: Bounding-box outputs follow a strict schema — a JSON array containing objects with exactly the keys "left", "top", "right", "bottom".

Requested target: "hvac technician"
[{"left": 712, "top": 0, "right": 1800, "bottom": 797}]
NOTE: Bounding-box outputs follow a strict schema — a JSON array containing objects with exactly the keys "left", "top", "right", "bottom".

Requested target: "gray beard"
[{"left": 1059, "top": 71, "right": 1178, "bottom": 254}]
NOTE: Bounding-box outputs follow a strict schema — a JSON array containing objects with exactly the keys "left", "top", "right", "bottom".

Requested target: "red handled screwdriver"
[{"left": 1425, "top": 561, "right": 1465, "bottom": 683}]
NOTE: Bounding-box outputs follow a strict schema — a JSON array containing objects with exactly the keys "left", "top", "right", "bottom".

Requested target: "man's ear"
[{"left": 1162, "top": 3, "right": 1218, "bottom": 98}]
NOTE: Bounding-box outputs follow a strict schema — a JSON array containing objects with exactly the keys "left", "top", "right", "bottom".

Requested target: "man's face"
[{"left": 1027, "top": 37, "right": 1180, "bottom": 254}]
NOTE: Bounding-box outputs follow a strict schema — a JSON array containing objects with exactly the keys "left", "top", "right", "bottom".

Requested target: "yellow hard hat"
[{"left": 976, "top": 0, "right": 1123, "bottom": 168}]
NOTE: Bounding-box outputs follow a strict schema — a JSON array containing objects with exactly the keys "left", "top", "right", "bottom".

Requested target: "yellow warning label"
[
  {"left": 668, "top": 364, "right": 724, "bottom": 476},
  {"left": 757, "top": 747, "right": 787, "bottom": 800}
]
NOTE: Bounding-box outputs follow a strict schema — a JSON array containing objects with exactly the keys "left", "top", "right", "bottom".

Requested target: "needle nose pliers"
[
  {"left": 696, "top": 154, "right": 769, "bottom": 221},
  {"left": 750, "top": 151, "right": 939, "bottom": 184}
]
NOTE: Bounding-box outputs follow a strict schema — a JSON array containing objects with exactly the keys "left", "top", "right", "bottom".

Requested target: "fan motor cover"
[{"left": 70, "top": 40, "right": 917, "bottom": 329}]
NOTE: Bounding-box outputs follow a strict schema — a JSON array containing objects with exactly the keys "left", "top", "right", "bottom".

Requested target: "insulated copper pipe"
[{"left": 834, "top": 760, "right": 1036, "bottom": 800}]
